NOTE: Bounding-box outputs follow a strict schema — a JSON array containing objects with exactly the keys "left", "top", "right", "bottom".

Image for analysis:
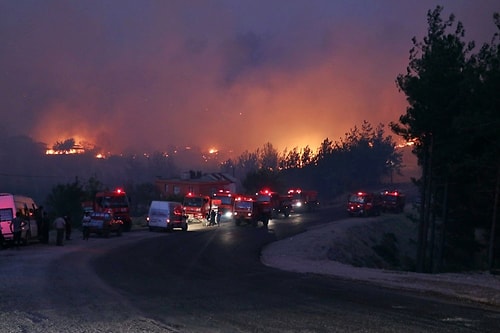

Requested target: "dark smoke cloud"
[{"left": 0, "top": 0, "right": 497, "bottom": 157}]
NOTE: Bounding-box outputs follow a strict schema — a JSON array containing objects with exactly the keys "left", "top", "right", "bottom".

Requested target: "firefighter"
[
  {"left": 216, "top": 209, "right": 221, "bottom": 226},
  {"left": 209, "top": 209, "right": 216, "bottom": 226},
  {"left": 10, "top": 212, "right": 26, "bottom": 249},
  {"left": 82, "top": 212, "right": 91, "bottom": 240}
]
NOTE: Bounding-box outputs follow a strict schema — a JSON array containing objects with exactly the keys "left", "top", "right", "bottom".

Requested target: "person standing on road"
[
  {"left": 216, "top": 209, "right": 221, "bottom": 226},
  {"left": 10, "top": 212, "right": 26, "bottom": 249},
  {"left": 82, "top": 212, "right": 91, "bottom": 240},
  {"left": 53, "top": 216, "right": 66, "bottom": 246},
  {"left": 209, "top": 209, "right": 216, "bottom": 226}
]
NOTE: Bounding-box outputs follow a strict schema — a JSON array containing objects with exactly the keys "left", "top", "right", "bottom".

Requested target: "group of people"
[
  {"left": 207, "top": 209, "right": 222, "bottom": 226},
  {"left": 0, "top": 209, "right": 50, "bottom": 249},
  {"left": 0, "top": 208, "right": 74, "bottom": 249},
  {"left": 35, "top": 207, "right": 73, "bottom": 246}
]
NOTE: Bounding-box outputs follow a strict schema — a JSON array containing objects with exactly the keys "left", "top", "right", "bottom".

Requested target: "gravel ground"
[{"left": 0, "top": 231, "right": 181, "bottom": 333}]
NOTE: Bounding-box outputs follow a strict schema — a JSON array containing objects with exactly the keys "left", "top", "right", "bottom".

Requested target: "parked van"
[
  {"left": 0, "top": 193, "right": 39, "bottom": 245},
  {"left": 147, "top": 201, "right": 187, "bottom": 232}
]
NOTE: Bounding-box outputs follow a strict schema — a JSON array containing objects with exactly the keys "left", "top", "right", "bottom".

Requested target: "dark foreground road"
[{"left": 92, "top": 208, "right": 500, "bottom": 332}]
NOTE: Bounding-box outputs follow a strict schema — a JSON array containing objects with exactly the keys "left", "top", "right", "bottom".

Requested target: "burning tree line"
[{"left": 220, "top": 121, "right": 402, "bottom": 197}]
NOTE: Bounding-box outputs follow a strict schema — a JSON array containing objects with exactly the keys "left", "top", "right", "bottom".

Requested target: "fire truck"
[
  {"left": 287, "top": 188, "right": 319, "bottom": 212},
  {"left": 232, "top": 195, "right": 256, "bottom": 226},
  {"left": 347, "top": 191, "right": 382, "bottom": 217},
  {"left": 211, "top": 189, "right": 235, "bottom": 222},
  {"left": 254, "top": 189, "right": 291, "bottom": 226},
  {"left": 82, "top": 188, "right": 132, "bottom": 231},
  {"left": 182, "top": 193, "right": 211, "bottom": 223},
  {"left": 380, "top": 189, "right": 406, "bottom": 213}
]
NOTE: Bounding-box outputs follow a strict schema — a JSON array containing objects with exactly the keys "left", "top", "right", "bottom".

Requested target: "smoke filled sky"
[{"left": 1, "top": 1, "right": 498, "bottom": 156}]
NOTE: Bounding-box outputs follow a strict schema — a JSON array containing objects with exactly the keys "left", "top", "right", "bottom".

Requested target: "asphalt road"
[{"left": 91, "top": 207, "right": 500, "bottom": 332}]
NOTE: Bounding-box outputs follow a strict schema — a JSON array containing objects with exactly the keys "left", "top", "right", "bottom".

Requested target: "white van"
[
  {"left": 0, "top": 193, "right": 39, "bottom": 245},
  {"left": 147, "top": 201, "right": 187, "bottom": 232}
]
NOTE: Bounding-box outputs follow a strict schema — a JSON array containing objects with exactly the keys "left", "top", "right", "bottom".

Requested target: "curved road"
[{"left": 92, "top": 207, "right": 500, "bottom": 332}]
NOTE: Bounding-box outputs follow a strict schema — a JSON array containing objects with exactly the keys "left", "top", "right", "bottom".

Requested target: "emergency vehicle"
[
  {"left": 253, "top": 189, "right": 291, "bottom": 227},
  {"left": 0, "top": 193, "right": 39, "bottom": 246},
  {"left": 233, "top": 195, "right": 256, "bottom": 226},
  {"left": 86, "top": 211, "right": 123, "bottom": 237},
  {"left": 147, "top": 201, "right": 187, "bottom": 232},
  {"left": 287, "top": 188, "right": 319, "bottom": 212},
  {"left": 82, "top": 188, "right": 132, "bottom": 231},
  {"left": 211, "top": 189, "right": 235, "bottom": 222},
  {"left": 347, "top": 191, "right": 382, "bottom": 217},
  {"left": 380, "top": 190, "right": 406, "bottom": 213},
  {"left": 182, "top": 193, "right": 210, "bottom": 223}
]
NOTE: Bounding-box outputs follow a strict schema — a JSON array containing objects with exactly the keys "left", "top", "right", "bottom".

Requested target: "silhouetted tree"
[
  {"left": 220, "top": 158, "right": 236, "bottom": 176},
  {"left": 390, "top": 6, "right": 500, "bottom": 272},
  {"left": 242, "top": 169, "right": 284, "bottom": 194},
  {"left": 260, "top": 142, "right": 279, "bottom": 171},
  {"left": 125, "top": 182, "right": 162, "bottom": 216},
  {"left": 45, "top": 178, "right": 86, "bottom": 228},
  {"left": 314, "top": 138, "right": 334, "bottom": 163},
  {"left": 236, "top": 150, "right": 259, "bottom": 178},
  {"left": 301, "top": 145, "right": 314, "bottom": 167},
  {"left": 456, "top": 14, "right": 500, "bottom": 271},
  {"left": 280, "top": 147, "right": 301, "bottom": 169},
  {"left": 52, "top": 138, "right": 76, "bottom": 153}
]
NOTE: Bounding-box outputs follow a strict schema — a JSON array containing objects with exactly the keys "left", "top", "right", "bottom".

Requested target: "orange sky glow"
[{"left": 1, "top": 1, "right": 497, "bottom": 158}]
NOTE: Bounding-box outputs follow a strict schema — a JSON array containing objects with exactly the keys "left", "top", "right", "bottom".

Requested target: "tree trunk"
[
  {"left": 438, "top": 179, "right": 449, "bottom": 272},
  {"left": 417, "top": 137, "right": 433, "bottom": 273},
  {"left": 429, "top": 202, "right": 437, "bottom": 273},
  {"left": 488, "top": 164, "right": 500, "bottom": 271}
]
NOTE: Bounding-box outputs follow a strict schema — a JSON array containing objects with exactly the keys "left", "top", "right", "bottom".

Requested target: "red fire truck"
[
  {"left": 82, "top": 188, "right": 133, "bottom": 231},
  {"left": 211, "top": 189, "right": 235, "bottom": 222},
  {"left": 232, "top": 195, "right": 256, "bottom": 226},
  {"left": 380, "top": 189, "right": 406, "bottom": 213},
  {"left": 254, "top": 189, "right": 291, "bottom": 226},
  {"left": 287, "top": 188, "right": 319, "bottom": 212},
  {"left": 347, "top": 191, "right": 382, "bottom": 217},
  {"left": 182, "top": 193, "right": 211, "bottom": 223}
]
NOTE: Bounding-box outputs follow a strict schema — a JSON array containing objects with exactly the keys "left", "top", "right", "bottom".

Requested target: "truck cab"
[
  {"left": 233, "top": 195, "right": 256, "bottom": 226},
  {"left": 183, "top": 193, "right": 210, "bottom": 223},
  {"left": 347, "top": 191, "right": 382, "bottom": 217},
  {"left": 287, "top": 188, "right": 319, "bottom": 212},
  {"left": 254, "top": 189, "right": 291, "bottom": 226},
  {"left": 211, "top": 190, "right": 235, "bottom": 222},
  {"left": 380, "top": 190, "right": 406, "bottom": 213}
]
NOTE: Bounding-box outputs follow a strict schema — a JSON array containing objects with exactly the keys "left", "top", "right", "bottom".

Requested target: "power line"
[{"left": 0, "top": 172, "right": 61, "bottom": 179}]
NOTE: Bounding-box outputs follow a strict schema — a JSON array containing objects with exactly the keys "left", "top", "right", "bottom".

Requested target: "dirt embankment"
[{"left": 325, "top": 214, "right": 418, "bottom": 270}]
